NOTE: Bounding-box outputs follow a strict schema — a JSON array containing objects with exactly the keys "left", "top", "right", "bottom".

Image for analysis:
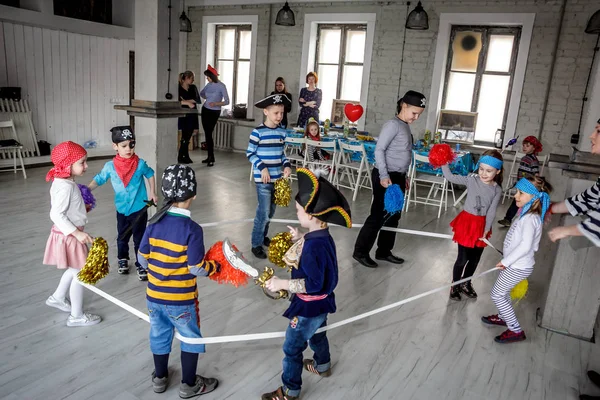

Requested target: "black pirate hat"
[
  {"left": 255, "top": 93, "right": 292, "bottom": 109},
  {"left": 148, "top": 164, "right": 197, "bottom": 224},
  {"left": 111, "top": 126, "right": 135, "bottom": 144}
]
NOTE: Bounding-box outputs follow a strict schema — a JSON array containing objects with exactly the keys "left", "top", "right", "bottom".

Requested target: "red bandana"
[
  {"left": 113, "top": 154, "right": 139, "bottom": 187},
  {"left": 46, "top": 141, "right": 87, "bottom": 182}
]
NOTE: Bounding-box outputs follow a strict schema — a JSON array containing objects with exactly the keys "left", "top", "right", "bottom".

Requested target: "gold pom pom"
[
  {"left": 77, "top": 237, "right": 110, "bottom": 285},
  {"left": 268, "top": 232, "right": 293, "bottom": 269},
  {"left": 273, "top": 177, "right": 291, "bottom": 207},
  {"left": 510, "top": 279, "right": 529, "bottom": 303}
]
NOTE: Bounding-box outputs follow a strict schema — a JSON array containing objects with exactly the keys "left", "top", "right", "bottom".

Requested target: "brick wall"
[{"left": 186, "top": 0, "right": 598, "bottom": 156}]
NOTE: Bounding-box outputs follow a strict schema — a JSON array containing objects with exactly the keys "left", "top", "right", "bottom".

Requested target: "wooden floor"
[{"left": 1, "top": 150, "right": 599, "bottom": 400}]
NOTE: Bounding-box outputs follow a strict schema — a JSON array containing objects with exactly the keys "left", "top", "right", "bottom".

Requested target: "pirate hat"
[
  {"left": 149, "top": 164, "right": 197, "bottom": 225},
  {"left": 398, "top": 90, "right": 427, "bottom": 109},
  {"left": 255, "top": 93, "right": 292, "bottom": 109},
  {"left": 111, "top": 126, "right": 135, "bottom": 144},
  {"left": 295, "top": 168, "right": 352, "bottom": 228}
]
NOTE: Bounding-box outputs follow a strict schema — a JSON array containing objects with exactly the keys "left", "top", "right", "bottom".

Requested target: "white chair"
[
  {"left": 335, "top": 141, "right": 372, "bottom": 201},
  {"left": 0, "top": 120, "right": 27, "bottom": 179},
  {"left": 304, "top": 139, "right": 337, "bottom": 181},
  {"left": 502, "top": 152, "right": 549, "bottom": 203},
  {"left": 405, "top": 151, "right": 449, "bottom": 218}
]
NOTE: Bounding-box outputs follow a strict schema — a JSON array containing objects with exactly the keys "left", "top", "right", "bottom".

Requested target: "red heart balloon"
[{"left": 344, "top": 103, "right": 364, "bottom": 123}]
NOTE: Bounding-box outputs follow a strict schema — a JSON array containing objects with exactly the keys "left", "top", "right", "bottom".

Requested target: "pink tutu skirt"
[{"left": 43, "top": 225, "right": 88, "bottom": 270}]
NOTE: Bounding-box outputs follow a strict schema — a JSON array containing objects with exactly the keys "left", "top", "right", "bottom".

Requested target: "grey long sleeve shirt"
[{"left": 375, "top": 117, "right": 413, "bottom": 179}]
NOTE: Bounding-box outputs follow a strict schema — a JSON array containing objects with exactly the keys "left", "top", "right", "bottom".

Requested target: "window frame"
[
  {"left": 214, "top": 24, "right": 252, "bottom": 108},
  {"left": 441, "top": 25, "right": 521, "bottom": 145}
]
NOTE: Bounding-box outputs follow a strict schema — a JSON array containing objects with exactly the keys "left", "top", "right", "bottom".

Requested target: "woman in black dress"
[
  {"left": 178, "top": 70, "right": 201, "bottom": 164},
  {"left": 271, "top": 77, "right": 292, "bottom": 128}
]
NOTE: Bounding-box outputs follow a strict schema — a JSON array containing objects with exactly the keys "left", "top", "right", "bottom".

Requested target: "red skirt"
[{"left": 450, "top": 211, "right": 490, "bottom": 248}]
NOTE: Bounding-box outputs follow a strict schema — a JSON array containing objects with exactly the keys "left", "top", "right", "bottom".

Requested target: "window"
[
  {"left": 314, "top": 24, "right": 366, "bottom": 123},
  {"left": 441, "top": 26, "right": 520, "bottom": 144},
  {"left": 215, "top": 25, "right": 251, "bottom": 110}
]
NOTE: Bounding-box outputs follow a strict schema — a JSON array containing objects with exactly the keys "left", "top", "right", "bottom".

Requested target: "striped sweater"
[
  {"left": 518, "top": 154, "right": 540, "bottom": 177},
  {"left": 138, "top": 207, "right": 218, "bottom": 306},
  {"left": 566, "top": 177, "right": 600, "bottom": 247},
  {"left": 246, "top": 124, "right": 291, "bottom": 183}
]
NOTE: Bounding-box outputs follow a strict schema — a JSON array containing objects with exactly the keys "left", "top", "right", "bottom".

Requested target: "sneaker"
[
  {"left": 152, "top": 370, "right": 169, "bottom": 393},
  {"left": 46, "top": 295, "right": 71, "bottom": 313},
  {"left": 118, "top": 259, "right": 130, "bottom": 274},
  {"left": 449, "top": 285, "right": 461, "bottom": 301},
  {"left": 137, "top": 267, "right": 148, "bottom": 281},
  {"left": 303, "top": 359, "right": 332, "bottom": 377},
  {"left": 481, "top": 314, "right": 507, "bottom": 326},
  {"left": 263, "top": 237, "right": 271, "bottom": 247},
  {"left": 66, "top": 313, "right": 102, "bottom": 327},
  {"left": 460, "top": 281, "right": 478, "bottom": 298},
  {"left": 261, "top": 386, "right": 298, "bottom": 400},
  {"left": 252, "top": 246, "right": 267, "bottom": 259},
  {"left": 179, "top": 375, "right": 218, "bottom": 399},
  {"left": 494, "top": 329, "right": 526, "bottom": 343},
  {"left": 498, "top": 218, "right": 512, "bottom": 227}
]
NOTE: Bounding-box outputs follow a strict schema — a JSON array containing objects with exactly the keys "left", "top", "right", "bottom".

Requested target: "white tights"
[{"left": 52, "top": 268, "right": 84, "bottom": 318}]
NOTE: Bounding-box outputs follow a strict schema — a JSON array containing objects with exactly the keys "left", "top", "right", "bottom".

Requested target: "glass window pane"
[
  {"left": 236, "top": 61, "right": 250, "bottom": 105},
  {"left": 341, "top": 65, "right": 362, "bottom": 101},
  {"left": 485, "top": 35, "right": 515, "bottom": 72},
  {"left": 318, "top": 28, "right": 341, "bottom": 64},
  {"left": 217, "top": 60, "right": 234, "bottom": 110},
  {"left": 344, "top": 30, "right": 366, "bottom": 63},
  {"left": 316, "top": 64, "right": 339, "bottom": 123},
  {"left": 444, "top": 72, "right": 476, "bottom": 111},
  {"left": 450, "top": 31, "right": 482, "bottom": 73},
  {"left": 217, "top": 28, "right": 235, "bottom": 59},
  {"left": 475, "top": 74, "right": 511, "bottom": 143},
  {"left": 238, "top": 30, "right": 252, "bottom": 59}
]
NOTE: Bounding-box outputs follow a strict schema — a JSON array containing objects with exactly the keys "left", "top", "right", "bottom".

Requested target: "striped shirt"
[
  {"left": 138, "top": 207, "right": 218, "bottom": 305},
  {"left": 247, "top": 124, "right": 291, "bottom": 183},
  {"left": 518, "top": 154, "right": 539, "bottom": 177},
  {"left": 566, "top": 177, "right": 600, "bottom": 247}
]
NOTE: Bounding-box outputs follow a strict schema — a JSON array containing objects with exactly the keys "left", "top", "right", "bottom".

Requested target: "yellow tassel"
[
  {"left": 268, "top": 232, "right": 293, "bottom": 269},
  {"left": 273, "top": 177, "right": 292, "bottom": 207},
  {"left": 77, "top": 237, "right": 110, "bottom": 285},
  {"left": 510, "top": 279, "right": 529, "bottom": 303}
]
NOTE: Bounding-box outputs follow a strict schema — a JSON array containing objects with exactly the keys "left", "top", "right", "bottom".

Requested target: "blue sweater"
[
  {"left": 246, "top": 124, "right": 290, "bottom": 183},
  {"left": 199, "top": 82, "right": 229, "bottom": 111},
  {"left": 283, "top": 229, "right": 338, "bottom": 319}
]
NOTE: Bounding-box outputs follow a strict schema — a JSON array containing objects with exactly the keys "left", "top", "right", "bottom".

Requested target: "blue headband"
[
  {"left": 514, "top": 177, "right": 550, "bottom": 220},
  {"left": 478, "top": 155, "right": 503, "bottom": 170}
]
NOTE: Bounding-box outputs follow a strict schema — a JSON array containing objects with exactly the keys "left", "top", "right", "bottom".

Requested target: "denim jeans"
[
  {"left": 282, "top": 313, "right": 330, "bottom": 397},
  {"left": 147, "top": 300, "right": 205, "bottom": 354},
  {"left": 116, "top": 208, "right": 147, "bottom": 267},
  {"left": 251, "top": 183, "right": 276, "bottom": 248}
]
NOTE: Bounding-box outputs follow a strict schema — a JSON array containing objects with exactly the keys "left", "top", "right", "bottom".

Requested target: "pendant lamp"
[
  {"left": 275, "top": 2, "right": 296, "bottom": 27},
  {"left": 406, "top": 1, "right": 429, "bottom": 30},
  {"left": 179, "top": 1, "right": 192, "bottom": 32}
]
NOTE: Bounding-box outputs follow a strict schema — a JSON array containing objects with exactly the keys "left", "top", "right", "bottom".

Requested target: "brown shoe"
[
  {"left": 261, "top": 386, "right": 299, "bottom": 400},
  {"left": 303, "top": 359, "right": 332, "bottom": 377}
]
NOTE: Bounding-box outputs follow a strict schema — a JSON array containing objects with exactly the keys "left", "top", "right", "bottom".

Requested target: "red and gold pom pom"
[
  {"left": 428, "top": 143, "right": 456, "bottom": 168},
  {"left": 205, "top": 241, "right": 250, "bottom": 287}
]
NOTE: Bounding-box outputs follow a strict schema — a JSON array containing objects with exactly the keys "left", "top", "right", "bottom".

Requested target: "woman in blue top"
[
  {"left": 199, "top": 65, "right": 230, "bottom": 167},
  {"left": 297, "top": 72, "right": 322, "bottom": 128}
]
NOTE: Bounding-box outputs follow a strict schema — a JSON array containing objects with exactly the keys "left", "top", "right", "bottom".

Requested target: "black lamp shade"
[
  {"left": 275, "top": 2, "right": 295, "bottom": 27},
  {"left": 586, "top": 9, "right": 600, "bottom": 34},
  {"left": 406, "top": 1, "right": 429, "bottom": 30},
  {"left": 179, "top": 11, "right": 192, "bottom": 32}
]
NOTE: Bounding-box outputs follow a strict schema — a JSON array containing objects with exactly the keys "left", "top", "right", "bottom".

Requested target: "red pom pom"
[
  {"left": 205, "top": 241, "right": 250, "bottom": 287},
  {"left": 428, "top": 144, "right": 456, "bottom": 168}
]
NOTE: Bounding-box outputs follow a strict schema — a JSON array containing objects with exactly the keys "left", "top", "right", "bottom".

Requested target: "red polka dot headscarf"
[{"left": 46, "top": 141, "right": 87, "bottom": 182}]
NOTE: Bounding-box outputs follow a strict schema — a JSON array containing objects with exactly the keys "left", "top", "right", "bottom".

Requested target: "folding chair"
[
  {"left": 405, "top": 151, "right": 449, "bottom": 218},
  {"left": 0, "top": 120, "right": 27, "bottom": 179},
  {"left": 335, "top": 141, "right": 372, "bottom": 201},
  {"left": 304, "top": 139, "right": 337, "bottom": 181}
]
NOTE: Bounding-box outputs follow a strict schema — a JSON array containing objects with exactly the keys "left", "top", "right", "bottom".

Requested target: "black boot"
[
  {"left": 201, "top": 158, "right": 210, "bottom": 164},
  {"left": 450, "top": 285, "right": 461, "bottom": 301}
]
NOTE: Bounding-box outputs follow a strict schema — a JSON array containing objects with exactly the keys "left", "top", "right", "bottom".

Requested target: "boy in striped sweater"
[{"left": 247, "top": 94, "right": 292, "bottom": 259}]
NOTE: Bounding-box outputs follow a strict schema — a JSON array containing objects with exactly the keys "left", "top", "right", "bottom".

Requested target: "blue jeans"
[
  {"left": 251, "top": 183, "right": 276, "bottom": 248},
  {"left": 282, "top": 313, "right": 331, "bottom": 397},
  {"left": 147, "top": 300, "right": 205, "bottom": 354}
]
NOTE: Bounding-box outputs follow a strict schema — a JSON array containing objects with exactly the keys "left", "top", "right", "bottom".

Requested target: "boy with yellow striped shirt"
[{"left": 138, "top": 164, "right": 219, "bottom": 398}]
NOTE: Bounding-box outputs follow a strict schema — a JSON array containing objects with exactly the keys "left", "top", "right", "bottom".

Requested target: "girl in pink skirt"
[{"left": 43, "top": 141, "right": 101, "bottom": 327}]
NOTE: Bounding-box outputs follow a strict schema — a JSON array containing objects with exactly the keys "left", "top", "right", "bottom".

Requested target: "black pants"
[
  {"left": 178, "top": 128, "right": 194, "bottom": 162},
  {"left": 354, "top": 168, "right": 406, "bottom": 257},
  {"left": 504, "top": 199, "right": 519, "bottom": 221},
  {"left": 201, "top": 107, "right": 221, "bottom": 160},
  {"left": 117, "top": 208, "right": 148, "bottom": 267},
  {"left": 452, "top": 244, "right": 484, "bottom": 282}
]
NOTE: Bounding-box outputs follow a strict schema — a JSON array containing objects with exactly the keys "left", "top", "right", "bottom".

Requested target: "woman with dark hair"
[
  {"left": 178, "top": 70, "right": 201, "bottom": 164},
  {"left": 199, "top": 65, "right": 230, "bottom": 167},
  {"left": 297, "top": 72, "right": 322, "bottom": 128},
  {"left": 271, "top": 77, "right": 292, "bottom": 128}
]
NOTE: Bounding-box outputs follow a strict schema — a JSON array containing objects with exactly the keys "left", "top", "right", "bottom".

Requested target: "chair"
[
  {"left": 0, "top": 120, "right": 27, "bottom": 179},
  {"left": 335, "top": 141, "right": 372, "bottom": 201},
  {"left": 502, "top": 152, "right": 549, "bottom": 203},
  {"left": 304, "top": 139, "right": 337, "bottom": 181},
  {"left": 248, "top": 136, "right": 306, "bottom": 181},
  {"left": 405, "top": 151, "right": 449, "bottom": 218}
]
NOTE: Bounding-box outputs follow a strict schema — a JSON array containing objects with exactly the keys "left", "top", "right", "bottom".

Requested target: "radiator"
[{"left": 213, "top": 121, "right": 234, "bottom": 150}]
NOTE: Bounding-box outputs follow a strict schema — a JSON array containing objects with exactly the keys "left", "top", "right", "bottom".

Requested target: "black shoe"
[
  {"left": 450, "top": 286, "right": 461, "bottom": 301},
  {"left": 252, "top": 246, "right": 267, "bottom": 259},
  {"left": 264, "top": 237, "right": 271, "bottom": 247},
  {"left": 375, "top": 254, "right": 404, "bottom": 264},
  {"left": 460, "top": 281, "right": 478, "bottom": 298},
  {"left": 589, "top": 371, "right": 600, "bottom": 388},
  {"left": 352, "top": 253, "right": 378, "bottom": 268},
  {"left": 137, "top": 266, "right": 148, "bottom": 281},
  {"left": 580, "top": 395, "right": 600, "bottom": 399},
  {"left": 201, "top": 158, "right": 210, "bottom": 164},
  {"left": 207, "top": 161, "right": 215, "bottom": 167},
  {"left": 118, "top": 259, "right": 130, "bottom": 274},
  {"left": 498, "top": 218, "right": 512, "bottom": 227}
]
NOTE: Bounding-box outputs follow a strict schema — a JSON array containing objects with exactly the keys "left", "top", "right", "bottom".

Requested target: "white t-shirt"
[
  {"left": 49, "top": 178, "right": 88, "bottom": 235},
  {"left": 501, "top": 213, "right": 542, "bottom": 270}
]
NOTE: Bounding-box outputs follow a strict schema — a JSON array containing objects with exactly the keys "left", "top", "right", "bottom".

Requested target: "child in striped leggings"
[{"left": 481, "top": 176, "right": 552, "bottom": 343}]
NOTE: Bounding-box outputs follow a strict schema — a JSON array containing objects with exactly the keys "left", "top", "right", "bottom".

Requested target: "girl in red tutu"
[
  {"left": 43, "top": 141, "right": 102, "bottom": 327},
  {"left": 441, "top": 150, "right": 504, "bottom": 300}
]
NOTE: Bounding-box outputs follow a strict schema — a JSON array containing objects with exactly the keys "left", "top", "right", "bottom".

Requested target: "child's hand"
[
  {"left": 85, "top": 204, "right": 92, "bottom": 213},
  {"left": 265, "top": 276, "right": 288, "bottom": 292},
  {"left": 283, "top": 167, "right": 292, "bottom": 178},
  {"left": 72, "top": 230, "right": 93, "bottom": 245},
  {"left": 287, "top": 225, "right": 304, "bottom": 241},
  {"left": 261, "top": 169, "right": 271, "bottom": 184},
  {"left": 484, "top": 230, "right": 491, "bottom": 238},
  {"left": 149, "top": 193, "right": 158, "bottom": 205},
  {"left": 496, "top": 262, "right": 506, "bottom": 270}
]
